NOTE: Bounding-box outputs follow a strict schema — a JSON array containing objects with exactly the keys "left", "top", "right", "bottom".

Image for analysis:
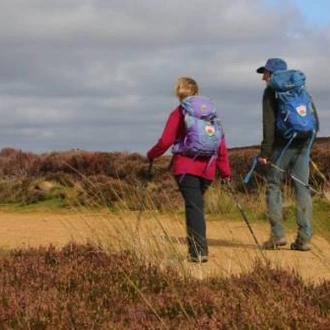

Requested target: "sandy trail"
[{"left": 0, "top": 211, "right": 329, "bottom": 284}]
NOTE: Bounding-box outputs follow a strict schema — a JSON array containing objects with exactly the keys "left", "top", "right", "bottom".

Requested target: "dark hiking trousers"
[{"left": 175, "top": 174, "right": 212, "bottom": 259}]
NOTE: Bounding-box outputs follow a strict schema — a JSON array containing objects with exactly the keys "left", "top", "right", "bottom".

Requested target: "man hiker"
[{"left": 256, "top": 58, "right": 319, "bottom": 251}]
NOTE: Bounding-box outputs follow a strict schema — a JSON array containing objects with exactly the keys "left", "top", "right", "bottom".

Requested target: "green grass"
[
  {"left": 311, "top": 197, "right": 330, "bottom": 241},
  {"left": 0, "top": 199, "right": 71, "bottom": 213}
]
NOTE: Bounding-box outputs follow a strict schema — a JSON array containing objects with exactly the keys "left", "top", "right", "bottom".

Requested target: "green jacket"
[{"left": 260, "top": 86, "right": 319, "bottom": 159}]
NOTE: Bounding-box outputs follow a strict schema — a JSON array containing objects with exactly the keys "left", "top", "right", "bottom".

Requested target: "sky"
[{"left": 0, "top": 0, "right": 329, "bottom": 155}]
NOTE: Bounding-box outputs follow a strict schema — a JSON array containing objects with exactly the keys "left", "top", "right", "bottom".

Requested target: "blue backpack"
[
  {"left": 270, "top": 69, "right": 317, "bottom": 140},
  {"left": 172, "top": 95, "right": 223, "bottom": 158}
]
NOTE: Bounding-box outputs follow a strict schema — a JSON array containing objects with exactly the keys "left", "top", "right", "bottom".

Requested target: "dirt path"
[{"left": 0, "top": 211, "right": 329, "bottom": 284}]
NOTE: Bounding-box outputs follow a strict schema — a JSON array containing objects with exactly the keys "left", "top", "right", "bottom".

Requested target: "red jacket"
[{"left": 147, "top": 106, "right": 232, "bottom": 180}]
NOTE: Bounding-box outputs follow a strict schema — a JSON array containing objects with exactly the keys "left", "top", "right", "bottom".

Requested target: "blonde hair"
[{"left": 175, "top": 77, "right": 199, "bottom": 101}]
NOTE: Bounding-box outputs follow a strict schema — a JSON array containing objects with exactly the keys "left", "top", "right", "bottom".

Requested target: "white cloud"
[{"left": 0, "top": 0, "right": 329, "bottom": 154}]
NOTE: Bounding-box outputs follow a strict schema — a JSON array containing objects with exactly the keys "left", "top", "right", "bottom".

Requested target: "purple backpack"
[{"left": 172, "top": 95, "right": 223, "bottom": 157}]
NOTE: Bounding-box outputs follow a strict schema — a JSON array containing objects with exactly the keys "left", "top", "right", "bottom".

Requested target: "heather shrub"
[
  {"left": 0, "top": 243, "right": 330, "bottom": 329},
  {"left": 39, "top": 151, "right": 69, "bottom": 174},
  {"left": 0, "top": 177, "right": 41, "bottom": 204},
  {"left": 87, "top": 151, "right": 124, "bottom": 177},
  {"left": 0, "top": 179, "right": 24, "bottom": 203},
  {"left": 0, "top": 148, "right": 41, "bottom": 177},
  {"left": 0, "top": 137, "right": 329, "bottom": 210},
  {"left": 44, "top": 171, "right": 76, "bottom": 188},
  {"left": 79, "top": 175, "right": 130, "bottom": 207}
]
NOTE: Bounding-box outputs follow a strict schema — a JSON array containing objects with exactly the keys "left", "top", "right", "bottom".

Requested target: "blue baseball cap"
[{"left": 256, "top": 58, "right": 287, "bottom": 73}]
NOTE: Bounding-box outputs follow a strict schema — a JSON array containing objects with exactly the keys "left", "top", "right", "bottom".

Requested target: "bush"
[
  {"left": 0, "top": 243, "right": 329, "bottom": 329},
  {"left": 0, "top": 138, "right": 329, "bottom": 210}
]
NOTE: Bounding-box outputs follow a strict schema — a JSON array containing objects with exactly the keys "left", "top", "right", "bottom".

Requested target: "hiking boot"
[
  {"left": 188, "top": 255, "right": 208, "bottom": 263},
  {"left": 262, "top": 237, "right": 287, "bottom": 250},
  {"left": 290, "top": 241, "right": 311, "bottom": 251}
]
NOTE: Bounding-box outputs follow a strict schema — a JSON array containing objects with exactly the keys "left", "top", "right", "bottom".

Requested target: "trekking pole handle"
[{"left": 243, "top": 154, "right": 259, "bottom": 184}]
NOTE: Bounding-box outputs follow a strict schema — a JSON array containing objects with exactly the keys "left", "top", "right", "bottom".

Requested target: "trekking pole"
[
  {"left": 244, "top": 155, "right": 323, "bottom": 196},
  {"left": 269, "top": 161, "right": 324, "bottom": 196},
  {"left": 224, "top": 179, "right": 263, "bottom": 250},
  {"left": 135, "top": 159, "right": 153, "bottom": 232}
]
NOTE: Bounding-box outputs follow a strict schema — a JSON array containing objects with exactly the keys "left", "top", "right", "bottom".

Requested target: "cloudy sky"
[{"left": 0, "top": 0, "right": 329, "bottom": 154}]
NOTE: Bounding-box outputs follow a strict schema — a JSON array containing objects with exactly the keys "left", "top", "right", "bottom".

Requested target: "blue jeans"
[
  {"left": 266, "top": 146, "right": 313, "bottom": 243},
  {"left": 175, "top": 174, "right": 212, "bottom": 258}
]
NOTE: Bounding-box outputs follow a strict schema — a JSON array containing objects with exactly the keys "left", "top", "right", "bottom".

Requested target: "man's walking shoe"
[
  {"left": 262, "top": 237, "right": 287, "bottom": 250},
  {"left": 290, "top": 241, "right": 311, "bottom": 251},
  {"left": 187, "top": 255, "right": 208, "bottom": 263}
]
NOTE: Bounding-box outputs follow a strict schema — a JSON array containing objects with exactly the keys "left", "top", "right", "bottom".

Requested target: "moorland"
[{"left": 0, "top": 137, "right": 330, "bottom": 329}]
